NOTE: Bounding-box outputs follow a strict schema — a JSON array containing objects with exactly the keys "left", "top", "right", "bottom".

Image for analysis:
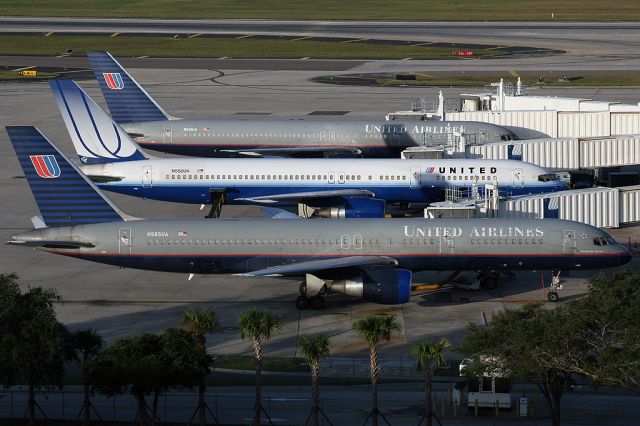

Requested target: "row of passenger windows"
[
  {"left": 146, "top": 238, "right": 383, "bottom": 245},
  {"left": 164, "top": 174, "right": 493, "bottom": 182},
  {"left": 144, "top": 237, "right": 543, "bottom": 246},
  {"left": 184, "top": 132, "right": 343, "bottom": 140},
  {"left": 166, "top": 174, "right": 498, "bottom": 181},
  {"left": 436, "top": 175, "right": 497, "bottom": 181},
  {"left": 164, "top": 174, "right": 407, "bottom": 181},
  {"left": 471, "top": 238, "right": 544, "bottom": 245}
]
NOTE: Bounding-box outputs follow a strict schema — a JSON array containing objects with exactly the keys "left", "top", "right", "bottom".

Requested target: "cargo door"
[
  {"left": 410, "top": 166, "right": 421, "bottom": 188},
  {"left": 142, "top": 165, "right": 153, "bottom": 188},
  {"left": 163, "top": 124, "right": 172, "bottom": 143},
  {"left": 563, "top": 230, "right": 576, "bottom": 254},
  {"left": 118, "top": 228, "right": 132, "bottom": 254}
]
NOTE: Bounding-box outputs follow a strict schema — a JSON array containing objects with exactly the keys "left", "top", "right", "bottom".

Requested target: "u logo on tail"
[
  {"left": 103, "top": 72, "right": 124, "bottom": 90},
  {"left": 30, "top": 155, "right": 61, "bottom": 178}
]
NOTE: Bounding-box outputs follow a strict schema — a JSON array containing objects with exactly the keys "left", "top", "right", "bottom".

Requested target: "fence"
[{"left": 0, "top": 386, "right": 549, "bottom": 425}]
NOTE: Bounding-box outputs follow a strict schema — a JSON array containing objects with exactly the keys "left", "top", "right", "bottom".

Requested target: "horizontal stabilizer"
[
  {"left": 237, "top": 255, "right": 398, "bottom": 277},
  {"left": 7, "top": 240, "right": 96, "bottom": 249}
]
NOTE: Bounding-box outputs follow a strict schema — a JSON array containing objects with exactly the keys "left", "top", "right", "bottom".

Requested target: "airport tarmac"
[{"left": 1, "top": 69, "right": 638, "bottom": 358}]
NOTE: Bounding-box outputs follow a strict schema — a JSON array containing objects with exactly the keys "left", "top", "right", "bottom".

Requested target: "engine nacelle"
[
  {"left": 314, "top": 197, "right": 386, "bottom": 218},
  {"left": 330, "top": 268, "right": 412, "bottom": 304},
  {"left": 316, "top": 207, "right": 346, "bottom": 219}
]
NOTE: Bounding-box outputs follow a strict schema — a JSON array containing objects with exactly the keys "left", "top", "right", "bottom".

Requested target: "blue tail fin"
[
  {"left": 6, "top": 126, "right": 127, "bottom": 227},
  {"left": 87, "top": 51, "right": 170, "bottom": 123},
  {"left": 50, "top": 79, "right": 148, "bottom": 165}
]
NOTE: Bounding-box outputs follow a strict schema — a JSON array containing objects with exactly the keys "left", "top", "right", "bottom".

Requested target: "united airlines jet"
[
  {"left": 50, "top": 80, "right": 567, "bottom": 218},
  {"left": 6, "top": 126, "right": 631, "bottom": 309},
  {"left": 87, "top": 51, "right": 517, "bottom": 158}
]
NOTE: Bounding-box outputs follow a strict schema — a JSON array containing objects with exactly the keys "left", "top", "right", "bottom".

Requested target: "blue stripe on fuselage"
[
  {"left": 96, "top": 182, "right": 567, "bottom": 205},
  {"left": 54, "top": 252, "right": 626, "bottom": 274}
]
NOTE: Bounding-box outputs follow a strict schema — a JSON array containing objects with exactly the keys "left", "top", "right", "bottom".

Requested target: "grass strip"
[
  {"left": 0, "top": 0, "right": 638, "bottom": 21},
  {"left": 378, "top": 75, "right": 640, "bottom": 87},
  {"left": 0, "top": 35, "right": 506, "bottom": 59}
]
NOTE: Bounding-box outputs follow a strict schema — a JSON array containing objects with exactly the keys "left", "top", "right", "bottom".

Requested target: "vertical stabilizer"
[
  {"left": 50, "top": 79, "right": 148, "bottom": 164},
  {"left": 87, "top": 51, "right": 171, "bottom": 123},
  {"left": 6, "top": 126, "right": 129, "bottom": 227}
]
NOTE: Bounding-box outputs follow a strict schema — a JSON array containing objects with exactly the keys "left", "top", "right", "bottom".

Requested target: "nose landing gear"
[{"left": 547, "top": 271, "right": 563, "bottom": 302}]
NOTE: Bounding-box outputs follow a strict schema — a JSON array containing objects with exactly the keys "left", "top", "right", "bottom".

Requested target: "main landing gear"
[
  {"left": 202, "top": 191, "right": 225, "bottom": 218},
  {"left": 296, "top": 280, "right": 327, "bottom": 310},
  {"left": 547, "top": 271, "right": 563, "bottom": 302}
]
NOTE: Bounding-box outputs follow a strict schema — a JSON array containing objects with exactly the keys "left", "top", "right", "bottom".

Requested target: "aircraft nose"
[{"left": 620, "top": 247, "right": 633, "bottom": 265}]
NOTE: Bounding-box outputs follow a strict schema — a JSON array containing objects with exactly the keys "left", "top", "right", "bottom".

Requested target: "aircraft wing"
[
  {"left": 260, "top": 207, "right": 303, "bottom": 219},
  {"left": 237, "top": 255, "right": 398, "bottom": 277},
  {"left": 236, "top": 189, "right": 375, "bottom": 204},
  {"left": 220, "top": 146, "right": 362, "bottom": 157}
]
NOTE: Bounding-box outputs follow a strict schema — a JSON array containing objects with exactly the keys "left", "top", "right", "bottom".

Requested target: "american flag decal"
[
  {"left": 178, "top": 231, "right": 187, "bottom": 237},
  {"left": 103, "top": 72, "right": 124, "bottom": 90},
  {"left": 426, "top": 167, "right": 435, "bottom": 174},
  {"left": 30, "top": 155, "right": 61, "bottom": 178}
]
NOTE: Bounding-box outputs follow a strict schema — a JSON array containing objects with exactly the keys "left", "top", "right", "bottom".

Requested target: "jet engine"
[
  {"left": 314, "top": 196, "right": 386, "bottom": 218},
  {"left": 329, "top": 267, "right": 412, "bottom": 304}
]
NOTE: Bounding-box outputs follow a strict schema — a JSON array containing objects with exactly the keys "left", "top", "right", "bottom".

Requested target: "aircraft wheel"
[
  {"left": 547, "top": 291, "right": 559, "bottom": 303},
  {"left": 299, "top": 282, "right": 307, "bottom": 296},
  {"left": 482, "top": 277, "right": 498, "bottom": 290},
  {"left": 310, "top": 296, "right": 325, "bottom": 310},
  {"left": 296, "top": 295, "right": 310, "bottom": 310}
]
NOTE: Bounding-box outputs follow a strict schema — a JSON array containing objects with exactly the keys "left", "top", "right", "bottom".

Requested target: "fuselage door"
[
  {"left": 338, "top": 172, "right": 345, "bottom": 184},
  {"left": 118, "top": 228, "right": 132, "bottom": 254},
  {"left": 142, "top": 165, "right": 153, "bottom": 188},
  {"left": 410, "top": 166, "right": 422, "bottom": 188},
  {"left": 513, "top": 168, "right": 523, "bottom": 189},
  {"left": 163, "top": 124, "right": 172, "bottom": 143},
  {"left": 563, "top": 230, "right": 576, "bottom": 254},
  {"left": 439, "top": 235, "right": 455, "bottom": 254},
  {"left": 328, "top": 172, "right": 335, "bottom": 184}
]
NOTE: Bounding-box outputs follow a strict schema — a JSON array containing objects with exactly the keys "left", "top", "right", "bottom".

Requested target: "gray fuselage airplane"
[
  {"left": 6, "top": 126, "right": 631, "bottom": 309},
  {"left": 88, "top": 51, "right": 517, "bottom": 158}
]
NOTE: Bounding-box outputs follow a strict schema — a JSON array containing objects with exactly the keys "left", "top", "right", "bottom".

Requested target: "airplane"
[
  {"left": 86, "top": 51, "right": 518, "bottom": 158},
  {"left": 5, "top": 125, "right": 631, "bottom": 309},
  {"left": 49, "top": 80, "right": 568, "bottom": 218}
]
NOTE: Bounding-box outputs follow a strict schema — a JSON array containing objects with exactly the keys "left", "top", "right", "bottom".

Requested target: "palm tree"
[
  {"left": 238, "top": 307, "right": 281, "bottom": 426},
  {"left": 299, "top": 334, "right": 331, "bottom": 426},
  {"left": 181, "top": 306, "right": 222, "bottom": 426},
  {"left": 353, "top": 314, "right": 401, "bottom": 426},
  {"left": 412, "top": 338, "right": 452, "bottom": 426},
  {"left": 69, "top": 329, "right": 103, "bottom": 426}
]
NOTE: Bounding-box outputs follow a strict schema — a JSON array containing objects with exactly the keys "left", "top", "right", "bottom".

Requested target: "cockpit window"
[
  {"left": 501, "top": 134, "right": 513, "bottom": 141},
  {"left": 538, "top": 173, "right": 560, "bottom": 182},
  {"left": 593, "top": 237, "right": 609, "bottom": 246}
]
